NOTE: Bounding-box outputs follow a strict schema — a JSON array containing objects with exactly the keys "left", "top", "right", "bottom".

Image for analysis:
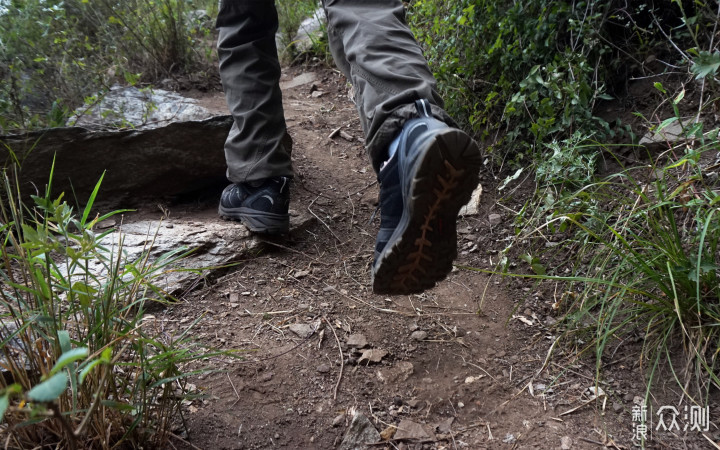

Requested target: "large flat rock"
[{"left": 0, "top": 115, "right": 232, "bottom": 206}]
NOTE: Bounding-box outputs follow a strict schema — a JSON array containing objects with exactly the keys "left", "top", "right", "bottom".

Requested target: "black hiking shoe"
[
  {"left": 371, "top": 99, "right": 482, "bottom": 295},
  {"left": 218, "top": 177, "right": 291, "bottom": 234}
]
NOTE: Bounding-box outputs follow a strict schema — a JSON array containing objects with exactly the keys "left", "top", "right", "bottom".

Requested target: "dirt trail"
[{"left": 155, "top": 67, "right": 712, "bottom": 450}]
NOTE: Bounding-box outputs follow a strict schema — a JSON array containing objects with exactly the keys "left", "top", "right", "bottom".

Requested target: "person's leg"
[
  {"left": 322, "top": 0, "right": 483, "bottom": 294},
  {"left": 322, "top": 0, "right": 457, "bottom": 171},
  {"left": 216, "top": 0, "right": 292, "bottom": 233}
]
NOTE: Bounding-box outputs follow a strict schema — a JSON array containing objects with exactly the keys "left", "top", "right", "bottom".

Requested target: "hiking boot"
[
  {"left": 218, "top": 177, "right": 291, "bottom": 234},
  {"left": 371, "top": 99, "right": 482, "bottom": 295}
]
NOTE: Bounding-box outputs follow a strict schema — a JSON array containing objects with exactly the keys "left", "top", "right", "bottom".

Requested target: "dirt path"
[{"left": 153, "top": 67, "right": 713, "bottom": 450}]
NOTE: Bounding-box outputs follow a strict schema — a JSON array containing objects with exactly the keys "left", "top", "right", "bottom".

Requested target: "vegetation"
[
  {"left": 0, "top": 0, "right": 219, "bottom": 132},
  {"left": 412, "top": 0, "right": 720, "bottom": 404},
  {"left": 0, "top": 166, "right": 223, "bottom": 447},
  {"left": 0, "top": 0, "right": 718, "bottom": 432}
]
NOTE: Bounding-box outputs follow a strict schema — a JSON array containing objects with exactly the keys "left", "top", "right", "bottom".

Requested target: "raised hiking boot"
[
  {"left": 372, "top": 99, "right": 482, "bottom": 295},
  {"left": 218, "top": 176, "right": 291, "bottom": 234}
]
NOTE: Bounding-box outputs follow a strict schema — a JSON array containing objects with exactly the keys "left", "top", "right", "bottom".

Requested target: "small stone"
[
  {"left": 613, "top": 403, "right": 623, "bottom": 413},
  {"left": 259, "top": 372, "right": 273, "bottom": 382},
  {"left": 406, "top": 399, "right": 422, "bottom": 408},
  {"left": 623, "top": 393, "right": 634, "bottom": 402},
  {"left": 410, "top": 331, "right": 428, "bottom": 341},
  {"left": 560, "top": 436, "right": 573, "bottom": 449},
  {"left": 488, "top": 214, "right": 502, "bottom": 226},
  {"left": 347, "top": 334, "right": 368, "bottom": 348},
  {"left": 289, "top": 323, "right": 315, "bottom": 338},
  {"left": 545, "top": 316, "right": 557, "bottom": 326},
  {"left": 294, "top": 270, "right": 310, "bottom": 279},
  {"left": 311, "top": 90, "right": 325, "bottom": 98},
  {"left": 317, "top": 364, "right": 331, "bottom": 373},
  {"left": 332, "top": 415, "right": 345, "bottom": 427}
]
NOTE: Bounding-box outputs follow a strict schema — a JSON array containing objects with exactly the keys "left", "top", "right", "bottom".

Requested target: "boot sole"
[
  {"left": 219, "top": 205, "right": 290, "bottom": 234},
  {"left": 372, "top": 129, "right": 481, "bottom": 295}
]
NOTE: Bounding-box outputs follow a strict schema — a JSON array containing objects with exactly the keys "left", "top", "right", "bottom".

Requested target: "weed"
[{"left": 0, "top": 164, "right": 223, "bottom": 448}]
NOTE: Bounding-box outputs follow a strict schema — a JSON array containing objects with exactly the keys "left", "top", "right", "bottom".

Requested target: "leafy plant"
[{"left": 0, "top": 163, "right": 221, "bottom": 448}]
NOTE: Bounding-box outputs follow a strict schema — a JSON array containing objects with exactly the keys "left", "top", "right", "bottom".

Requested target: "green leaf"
[
  {"left": 81, "top": 172, "right": 105, "bottom": 227},
  {"left": 0, "top": 393, "right": 9, "bottom": 422},
  {"left": 673, "top": 89, "right": 685, "bottom": 105},
  {"left": 51, "top": 348, "right": 88, "bottom": 375},
  {"left": 691, "top": 51, "right": 720, "bottom": 80},
  {"left": 27, "top": 373, "right": 67, "bottom": 402},
  {"left": 57, "top": 330, "right": 71, "bottom": 353}
]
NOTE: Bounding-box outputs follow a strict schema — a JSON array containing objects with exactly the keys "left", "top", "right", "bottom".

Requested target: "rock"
[
  {"left": 279, "top": 72, "right": 318, "bottom": 90},
  {"left": 376, "top": 362, "right": 414, "bottom": 384},
  {"left": 293, "top": 270, "right": 310, "bottom": 279},
  {"left": 613, "top": 402, "right": 623, "bottom": 413},
  {"left": 347, "top": 334, "right": 368, "bottom": 348},
  {"left": 459, "top": 184, "right": 483, "bottom": 216},
  {"left": 437, "top": 417, "right": 455, "bottom": 433},
  {"left": 69, "top": 86, "right": 214, "bottom": 130},
  {"left": 289, "top": 323, "right": 316, "bottom": 339},
  {"left": 394, "top": 419, "right": 433, "bottom": 441},
  {"left": 55, "top": 214, "right": 314, "bottom": 298},
  {"left": 293, "top": 8, "right": 326, "bottom": 53},
  {"left": 488, "top": 214, "right": 502, "bottom": 226},
  {"left": 639, "top": 120, "right": 688, "bottom": 150},
  {"left": 338, "top": 411, "right": 381, "bottom": 450},
  {"left": 259, "top": 372, "right": 273, "bottom": 382},
  {"left": 0, "top": 115, "right": 233, "bottom": 206},
  {"left": 358, "top": 349, "right": 388, "bottom": 364},
  {"left": 311, "top": 90, "right": 325, "bottom": 98},
  {"left": 317, "top": 364, "right": 331, "bottom": 374},
  {"left": 560, "top": 435, "right": 573, "bottom": 449},
  {"left": 410, "top": 331, "right": 428, "bottom": 341},
  {"left": 332, "top": 414, "right": 345, "bottom": 427}
]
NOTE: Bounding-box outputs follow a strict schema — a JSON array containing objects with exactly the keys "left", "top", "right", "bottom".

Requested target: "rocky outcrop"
[{"left": 0, "top": 115, "right": 232, "bottom": 206}]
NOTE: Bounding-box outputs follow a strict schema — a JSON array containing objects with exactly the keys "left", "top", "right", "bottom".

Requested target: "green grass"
[{"left": 0, "top": 163, "right": 226, "bottom": 448}]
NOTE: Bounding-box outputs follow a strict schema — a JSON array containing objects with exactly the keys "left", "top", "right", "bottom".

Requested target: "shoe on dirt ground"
[
  {"left": 371, "top": 99, "right": 482, "bottom": 295},
  {"left": 218, "top": 177, "right": 291, "bottom": 234}
]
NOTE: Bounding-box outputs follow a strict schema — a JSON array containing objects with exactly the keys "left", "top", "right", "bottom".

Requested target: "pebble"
[
  {"left": 613, "top": 403, "right": 623, "bottom": 413},
  {"left": 623, "top": 393, "right": 634, "bottom": 402},
  {"left": 489, "top": 214, "right": 502, "bottom": 226},
  {"left": 410, "top": 331, "right": 428, "bottom": 341},
  {"left": 259, "top": 372, "right": 273, "bottom": 382},
  {"left": 560, "top": 436, "right": 573, "bottom": 449},
  {"left": 346, "top": 334, "right": 368, "bottom": 348},
  {"left": 332, "top": 415, "right": 344, "bottom": 427},
  {"left": 317, "top": 364, "right": 331, "bottom": 374}
]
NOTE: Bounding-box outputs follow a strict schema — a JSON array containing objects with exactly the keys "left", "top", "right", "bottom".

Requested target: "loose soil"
[{"left": 135, "top": 66, "right": 718, "bottom": 449}]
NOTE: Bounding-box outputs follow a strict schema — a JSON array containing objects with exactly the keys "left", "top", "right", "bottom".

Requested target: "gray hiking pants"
[{"left": 217, "top": 0, "right": 455, "bottom": 182}]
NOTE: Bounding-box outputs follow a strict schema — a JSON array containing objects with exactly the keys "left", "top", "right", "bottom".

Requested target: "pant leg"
[
  {"left": 216, "top": 0, "right": 293, "bottom": 183},
  {"left": 321, "top": 0, "right": 456, "bottom": 173}
]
